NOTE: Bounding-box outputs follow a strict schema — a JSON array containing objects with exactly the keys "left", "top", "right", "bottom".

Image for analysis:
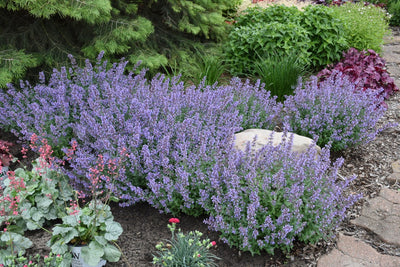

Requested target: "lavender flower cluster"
[
  {"left": 0, "top": 54, "right": 281, "bottom": 213},
  {"left": 284, "top": 71, "right": 387, "bottom": 151},
  {"left": 203, "top": 136, "right": 361, "bottom": 255},
  {"left": 0, "top": 55, "right": 380, "bottom": 254}
]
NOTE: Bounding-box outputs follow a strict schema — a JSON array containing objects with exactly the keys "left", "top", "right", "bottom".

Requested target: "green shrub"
[
  {"left": 389, "top": 0, "right": 400, "bottom": 26},
  {"left": 225, "top": 21, "right": 311, "bottom": 76},
  {"left": 301, "top": 5, "right": 348, "bottom": 70},
  {"left": 253, "top": 53, "right": 306, "bottom": 102},
  {"left": 235, "top": 5, "right": 302, "bottom": 26},
  {"left": 225, "top": 4, "right": 348, "bottom": 75},
  {"left": 332, "top": 2, "right": 390, "bottom": 53}
]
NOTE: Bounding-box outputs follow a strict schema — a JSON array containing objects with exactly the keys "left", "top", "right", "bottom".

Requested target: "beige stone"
[
  {"left": 386, "top": 172, "right": 400, "bottom": 185},
  {"left": 351, "top": 188, "right": 400, "bottom": 246},
  {"left": 318, "top": 234, "right": 400, "bottom": 267},
  {"left": 391, "top": 160, "right": 400, "bottom": 173},
  {"left": 234, "top": 129, "right": 321, "bottom": 155}
]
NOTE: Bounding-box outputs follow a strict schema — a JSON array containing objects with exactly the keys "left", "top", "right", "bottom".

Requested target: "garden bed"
[{"left": 1, "top": 89, "right": 399, "bottom": 266}]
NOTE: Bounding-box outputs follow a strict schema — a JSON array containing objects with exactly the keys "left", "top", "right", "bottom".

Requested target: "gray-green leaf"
[
  {"left": 105, "top": 221, "right": 123, "bottom": 241},
  {"left": 103, "top": 243, "right": 121, "bottom": 262},
  {"left": 81, "top": 241, "right": 104, "bottom": 266}
]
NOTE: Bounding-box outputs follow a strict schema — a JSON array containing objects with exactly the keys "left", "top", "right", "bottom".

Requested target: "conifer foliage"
[{"left": 0, "top": 0, "right": 234, "bottom": 87}]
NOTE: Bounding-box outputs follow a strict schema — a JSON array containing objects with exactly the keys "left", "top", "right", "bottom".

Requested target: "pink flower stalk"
[{"left": 211, "top": 241, "right": 216, "bottom": 246}]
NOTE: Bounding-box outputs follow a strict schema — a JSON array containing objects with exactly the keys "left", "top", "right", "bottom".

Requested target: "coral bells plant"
[
  {"left": 0, "top": 251, "right": 63, "bottom": 267},
  {"left": 48, "top": 151, "right": 125, "bottom": 266},
  {"left": 0, "top": 135, "right": 74, "bottom": 265},
  {"left": 284, "top": 71, "right": 387, "bottom": 151},
  {"left": 318, "top": 48, "right": 399, "bottom": 104},
  {"left": 203, "top": 134, "right": 361, "bottom": 255},
  {"left": 153, "top": 218, "right": 219, "bottom": 267},
  {"left": 0, "top": 140, "right": 13, "bottom": 168}
]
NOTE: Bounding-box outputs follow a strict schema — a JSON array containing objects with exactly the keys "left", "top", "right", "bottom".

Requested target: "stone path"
[{"left": 317, "top": 30, "right": 400, "bottom": 267}]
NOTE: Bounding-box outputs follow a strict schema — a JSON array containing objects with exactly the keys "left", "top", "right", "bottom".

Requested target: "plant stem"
[{"left": 112, "top": 240, "right": 132, "bottom": 267}]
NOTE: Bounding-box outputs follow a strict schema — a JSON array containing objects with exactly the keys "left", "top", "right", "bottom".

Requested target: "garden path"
[{"left": 317, "top": 30, "right": 400, "bottom": 267}]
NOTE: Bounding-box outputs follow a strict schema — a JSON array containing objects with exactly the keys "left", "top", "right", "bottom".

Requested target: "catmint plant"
[
  {"left": 0, "top": 54, "right": 281, "bottom": 215},
  {"left": 203, "top": 133, "right": 361, "bottom": 255},
  {"left": 284, "top": 71, "right": 387, "bottom": 151}
]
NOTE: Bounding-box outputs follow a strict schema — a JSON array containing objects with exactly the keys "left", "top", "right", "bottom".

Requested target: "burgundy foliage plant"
[{"left": 318, "top": 48, "right": 399, "bottom": 105}]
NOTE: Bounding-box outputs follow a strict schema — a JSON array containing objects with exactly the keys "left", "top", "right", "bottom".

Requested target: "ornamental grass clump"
[
  {"left": 0, "top": 54, "right": 281, "bottom": 214},
  {"left": 283, "top": 71, "right": 387, "bottom": 151},
  {"left": 203, "top": 134, "right": 361, "bottom": 255}
]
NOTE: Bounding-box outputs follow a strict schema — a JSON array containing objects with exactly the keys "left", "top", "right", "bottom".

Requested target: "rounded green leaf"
[
  {"left": 104, "top": 221, "right": 123, "bottom": 241},
  {"left": 103, "top": 243, "right": 121, "bottom": 262},
  {"left": 81, "top": 241, "right": 104, "bottom": 266}
]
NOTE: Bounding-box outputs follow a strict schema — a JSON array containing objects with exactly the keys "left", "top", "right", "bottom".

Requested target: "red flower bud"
[{"left": 168, "top": 218, "right": 180, "bottom": 224}]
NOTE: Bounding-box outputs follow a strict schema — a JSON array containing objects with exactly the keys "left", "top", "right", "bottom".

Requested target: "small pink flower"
[
  {"left": 44, "top": 255, "right": 48, "bottom": 259},
  {"left": 23, "top": 265, "right": 27, "bottom": 267},
  {"left": 197, "top": 254, "right": 201, "bottom": 257},
  {"left": 3, "top": 228, "right": 6, "bottom": 232},
  {"left": 169, "top": 218, "right": 180, "bottom": 224},
  {"left": 211, "top": 241, "right": 216, "bottom": 246},
  {"left": 57, "top": 254, "right": 60, "bottom": 257}
]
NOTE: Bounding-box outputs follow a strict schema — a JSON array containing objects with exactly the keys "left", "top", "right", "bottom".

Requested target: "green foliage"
[
  {"left": 235, "top": 5, "right": 302, "bottom": 26},
  {"left": 81, "top": 16, "right": 155, "bottom": 58},
  {"left": 0, "top": 251, "right": 63, "bottom": 267},
  {"left": 332, "top": 2, "right": 390, "bottom": 53},
  {"left": 301, "top": 5, "right": 348, "bottom": 70},
  {"left": 253, "top": 53, "right": 306, "bottom": 102},
  {"left": 156, "top": 0, "right": 232, "bottom": 40},
  {"left": 0, "top": 49, "right": 40, "bottom": 88},
  {"left": 48, "top": 200, "right": 123, "bottom": 266},
  {"left": 0, "top": 232, "right": 32, "bottom": 264},
  {"left": 188, "top": 49, "right": 226, "bottom": 86},
  {"left": 0, "top": 0, "right": 235, "bottom": 87},
  {"left": 153, "top": 220, "right": 219, "bottom": 267},
  {"left": 0, "top": 0, "right": 112, "bottom": 24},
  {"left": 17, "top": 159, "right": 74, "bottom": 230},
  {"left": 225, "top": 4, "right": 348, "bottom": 75},
  {"left": 389, "top": 0, "right": 400, "bottom": 26},
  {"left": 0, "top": 158, "right": 74, "bottom": 231},
  {"left": 225, "top": 21, "right": 311, "bottom": 76}
]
